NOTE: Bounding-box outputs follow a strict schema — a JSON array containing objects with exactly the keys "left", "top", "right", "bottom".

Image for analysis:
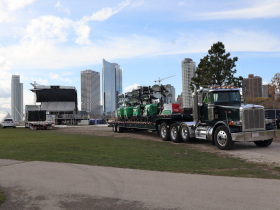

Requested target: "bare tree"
[{"left": 268, "top": 73, "right": 280, "bottom": 108}]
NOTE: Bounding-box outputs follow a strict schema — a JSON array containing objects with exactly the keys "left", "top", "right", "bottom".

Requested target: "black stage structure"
[{"left": 31, "top": 84, "right": 83, "bottom": 125}]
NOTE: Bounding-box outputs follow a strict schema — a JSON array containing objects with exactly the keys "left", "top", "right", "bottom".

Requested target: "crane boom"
[{"left": 154, "top": 75, "right": 175, "bottom": 85}]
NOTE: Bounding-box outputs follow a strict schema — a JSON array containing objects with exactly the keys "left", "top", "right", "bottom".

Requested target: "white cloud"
[
  {"left": 1, "top": 29, "right": 280, "bottom": 71},
  {"left": 50, "top": 72, "right": 72, "bottom": 83},
  {"left": 125, "top": 83, "right": 140, "bottom": 92},
  {"left": 131, "top": 0, "right": 144, "bottom": 8},
  {"left": 81, "top": 0, "right": 130, "bottom": 22},
  {"left": 263, "top": 81, "right": 269, "bottom": 85},
  {"left": 74, "top": 21, "right": 91, "bottom": 45},
  {"left": 198, "top": 0, "right": 280, "bottom": 19},
  {"left": 55, "top": 2, "right": 71, "bottom": 15},
  {"left": 0, "top": 0, "right": 37, "bottom": 23},
  {"left": 4, "top": 0, "right": 37, "bottom": 11},
  {"left": 178, "top": 2, "right": 185, "bottom": 6},
  {"left": 22, "top": 15, "right": 72, "bottom": 42}
]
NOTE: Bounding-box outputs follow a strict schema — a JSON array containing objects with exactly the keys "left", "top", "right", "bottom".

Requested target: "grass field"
[
  {"left": 0, "top": 189, "right": 5, "bottom": 207},
  {"left": 0, "top": 127, "right": 280, "bottom": 179}
]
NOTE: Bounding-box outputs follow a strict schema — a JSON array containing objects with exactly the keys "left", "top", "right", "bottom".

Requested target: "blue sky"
[{"left": 1, "top": 0, "right": 280, "bottom": 119}]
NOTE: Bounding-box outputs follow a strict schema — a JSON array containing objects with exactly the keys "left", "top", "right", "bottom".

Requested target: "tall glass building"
[
  {"left": 182, "top": 58, "right": 196, "bottom": 108},
  {"left": 11, "top": 75, "right": 23, "bottom": 121},
  {"left": 81, "top": 70, "right": 101, "bottom": 116},
  {"left": 102, "top": 59, "right": 122, "bottom": 117}
]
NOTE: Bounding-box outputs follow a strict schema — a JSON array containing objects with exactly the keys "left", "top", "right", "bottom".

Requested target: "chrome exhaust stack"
[{"left": 192, "top": 84, "right": 199, "bottom": 127}]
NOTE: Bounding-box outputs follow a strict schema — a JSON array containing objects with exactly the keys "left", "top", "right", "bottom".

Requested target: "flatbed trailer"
[
  {"left": 26, "top": 121, "right": 55, "bottom": 130},
  {"left": 108, "top": 113, "right": 193, "bottom": 132}
]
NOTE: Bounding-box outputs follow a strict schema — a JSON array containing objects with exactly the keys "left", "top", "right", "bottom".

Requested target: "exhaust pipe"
[{"left": 192, "top": 84, "right": 199, "bottom": 127}]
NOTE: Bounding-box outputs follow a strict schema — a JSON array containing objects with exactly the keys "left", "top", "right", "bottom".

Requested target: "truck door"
[{"left": 200, "top": 93, "right": 211, "bottom": 122}]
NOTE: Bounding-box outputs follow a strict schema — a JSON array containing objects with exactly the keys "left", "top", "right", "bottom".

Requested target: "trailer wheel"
[
  {"left": 169, "top": 123, "right": 181, "bottom": 143},
  {"left": 160, "top": 122, "right": 170, "bottom": 141},
  {"left": 112, "top": 125, "right": 116, "bottom": 132},
  {"left": 180, "top": 124, "right": 190, "bottom": 142},
  {"left": 116, "top": 125, "right": 124, "bottom": 133},
  {"left": 254, "top": 139, "right": 273, "bottom": 147},
  {"left": 214, "top": 125, "right": 234, "bottom": 150}
]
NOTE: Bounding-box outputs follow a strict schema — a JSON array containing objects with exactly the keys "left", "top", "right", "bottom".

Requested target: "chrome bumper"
[{"left": 231, "top": 130, "right": 276, "bottom": 142}]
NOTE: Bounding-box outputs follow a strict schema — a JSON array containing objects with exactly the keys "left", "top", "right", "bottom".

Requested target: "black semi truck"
[{"left": 109, "top": 85, "right": 276, "bottom": 150}]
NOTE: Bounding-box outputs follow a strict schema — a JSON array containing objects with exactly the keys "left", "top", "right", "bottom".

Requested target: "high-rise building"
[
  {"left": 242, "top": 74, "right": 262, "bottom": 99},
  {"left": 177, "top": 93, "right": 183, "bottom": 109},
  {"left": 81, "top": 70, "right": 101, "bottom": 116},
  {"left": 262, "top": 84, "right": 269, "bottom": 98},
  {"left": 11, "top": 75, "right": 23, "bottom": 121},
  {"left": 170, "top": 85, "right": 175, "bottom": 103},
  {"left": 182, "top": 58, "right": 196, "bottom": 108},
  {"left": 102, "top": 59, "right": 122, "bottom": 117}
]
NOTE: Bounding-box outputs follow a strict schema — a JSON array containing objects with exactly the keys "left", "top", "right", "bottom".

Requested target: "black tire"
[
  {"left": 113, "top": 125, "right": 117, "bottom": 132},
  {"left": 160, "top": 122, "right": 170, "bottom": 141},
  {"left": 277, "top": 121, "right": 280, "bottom": 129},
  {"left": 116, "top": 125, "right": 124, "bottom": 133},
  {"left": 254, "top": 139, "right": 273, "bottom": 147},
  {"left": 169, "top": 123, "right": 181, "bottom": 143},
  {"left": 180, "top": 124, "right": 191, "bottom": 142},
  {"left": 214, "top": 125, "right": 234, "bottom": 150}
]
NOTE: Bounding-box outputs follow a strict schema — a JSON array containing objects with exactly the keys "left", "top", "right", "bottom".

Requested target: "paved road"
[{"left": 0, "top": 159, "right": 280, "bottom": 210}]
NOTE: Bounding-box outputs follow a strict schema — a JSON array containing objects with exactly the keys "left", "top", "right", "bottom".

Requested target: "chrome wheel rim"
[
  {"left": 170, "top": 127, "right": 177, "bottom": 140},
  {"left": 181, "top": 126, "right": 188, "bottom": 139},
  {"left": 161, "top": 126, "right": 166, "bottom": 138},
  {"left": 217, "top": 130, "right": 227, "bottom": 146}
]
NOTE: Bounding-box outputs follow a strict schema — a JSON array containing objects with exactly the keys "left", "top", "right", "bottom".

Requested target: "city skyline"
[{"left": 1, "top": 0, "right": 280, "bottom": 119}]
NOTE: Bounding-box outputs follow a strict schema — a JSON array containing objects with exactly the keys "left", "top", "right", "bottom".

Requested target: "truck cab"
[{"left": 184, "top": 85, "right": 276, "bottom": 149}]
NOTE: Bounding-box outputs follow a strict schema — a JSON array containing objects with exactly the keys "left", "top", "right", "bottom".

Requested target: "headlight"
[
  {"left": 265, "top": 119, "right": 273, "bottom": 124},
  {"left": 229, "top": 121, "right": 242, "bottom": 126}
]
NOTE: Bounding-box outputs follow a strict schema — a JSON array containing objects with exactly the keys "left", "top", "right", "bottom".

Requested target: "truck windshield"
[{"left": 212, "top": 91, "right": 241, "bottom": 104}]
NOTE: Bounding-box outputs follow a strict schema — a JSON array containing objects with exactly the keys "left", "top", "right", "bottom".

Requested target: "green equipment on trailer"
[
  {"left": 124, "top": 106, "right": 134, "bottom": 120},
  {"left": 142, "top": 103, "right": 159, "bottom": 121},
  {"left": 109, "top": 84, "right": 277, "bottom": 150},
  {"left": 117, "top": 107, "right": 124, "bottom": 120}
]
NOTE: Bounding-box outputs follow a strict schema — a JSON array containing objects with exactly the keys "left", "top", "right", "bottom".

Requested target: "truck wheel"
[
  {"left": 214, "top": 125, "right": 234, "bottom": 150},
  {"left": 116, "top": 125, "right": 124, "bottom": 133},
  {"left": 113, "top": 125, "right": 117, "bottom": 132},
  {"left": 169, "top": 123, "right": 181, "bottom": 143},
  {"left": 160, "top": 122, "right": 170, "bottom": 141},
  {"left": 277, "top": 122, "right": 280, "bottom": 129},
  {"left": 254, "top": 139, "right": 273, "bottom": 147},
  {"left": 180, "top": 124, "right": 190, "bottom": 142}
]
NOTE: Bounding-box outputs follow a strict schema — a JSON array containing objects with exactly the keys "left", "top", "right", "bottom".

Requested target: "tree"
[
  {"left": 191, "top": 42, "right": 243, "bottom": 88},
  {"left": 267, "top": 73, "right": 280, "bottom": 107}
]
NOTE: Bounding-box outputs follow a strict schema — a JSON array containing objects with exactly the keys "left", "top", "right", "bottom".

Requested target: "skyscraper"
[
  {"left": 81, "top": 70, "right": 101, "bottom": 116},
  {"left": 182, "top": 58, "right": 196, "bottom": 108},
  {"left": 102, "top": 59, "right": 122, "bottom": 117},
  {"left": 242, "top": 74, "right": 262, "bottom": 99},
  {"left": 170, "top": 85, "right": 175, "bottom": 103},
  {"left": 11, "top": 75, "right": 23, "bottom": 121}
]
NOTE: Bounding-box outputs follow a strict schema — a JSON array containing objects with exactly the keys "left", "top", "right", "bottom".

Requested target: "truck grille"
[{"left": 243, "top": 109, "right": 265, "bottom": 131}]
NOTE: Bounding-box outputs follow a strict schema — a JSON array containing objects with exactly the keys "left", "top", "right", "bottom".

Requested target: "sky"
[{"left": 1, "top": 0, "right": 280, "bottom": 120}]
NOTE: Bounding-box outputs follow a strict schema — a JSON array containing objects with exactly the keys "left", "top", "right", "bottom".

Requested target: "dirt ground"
[{"left": 57, "top": 125, "right": 280, "bottom": 166}]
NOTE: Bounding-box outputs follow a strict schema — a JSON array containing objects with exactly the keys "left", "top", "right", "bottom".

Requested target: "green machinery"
[
  {"left": 124, "top": 107, "right": 134, "bottom": 120},
  {"left": 117, "top": 107, "right": 124, "bottom": 120},
  {"left": 142, "top": 103, "right": 158, "bottom": 121},
  {"left": 117, "top": 84, "right": 173, "bottom": 122}
]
